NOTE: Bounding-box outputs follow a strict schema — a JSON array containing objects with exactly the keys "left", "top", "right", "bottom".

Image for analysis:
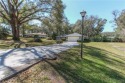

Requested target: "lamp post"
[{"left": 80, "top": 10, "right": 86, "bottom": 59}]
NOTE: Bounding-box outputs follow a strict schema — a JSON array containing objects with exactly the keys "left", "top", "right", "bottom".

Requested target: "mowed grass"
[
  {"left": 0, "top": 37, "right": 56, "bottom": 49},
  {"left": 3, "top": 42, "right": 125, "bottom": 83}
]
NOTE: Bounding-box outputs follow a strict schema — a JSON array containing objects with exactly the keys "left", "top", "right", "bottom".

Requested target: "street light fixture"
[{"left": 80, "top": 10, "right": 86, "bottom": 59}]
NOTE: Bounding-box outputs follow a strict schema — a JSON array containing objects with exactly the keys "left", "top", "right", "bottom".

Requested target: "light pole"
[{"left": 80, "top": 10, "right": 86, "bottom": 59}]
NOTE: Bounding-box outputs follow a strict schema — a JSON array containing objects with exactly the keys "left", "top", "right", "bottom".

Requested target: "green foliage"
[
  {"left": 90, "top": 35, "right": 102, "bottom": 42},
  {"left": 0, "top": 27, "right": 9, "bottom": 39},
  {"left": 34, "top": 38, "right": 42, "bottom": 42},
  {"left": 102, "top": 35, "right": 111, "bottom": 42},
  {"left": 77, "top": 40, "right": 81, "bottom": 42},
  {"left": 61, "top": 38, "right": 66, "bottom": 41},
  {"left": 0, "top": 0, "right": 53, "bottom": 40},
  {"left": 77, "top": 39, "right": 90, "bottom": 42},
  {"left": 47, "top": 37, "right": 52, "bottom": 40},
  {"left": 113, "top": 36, "right": 123, "bottom": 42},
  {"left": 101, "top": 32, "right": 124, "bottom": 42},
  {"left": 34, "top": 35, "right": 42, "bottom": 42},
  {"left": 42, "top": 0, "right": 71, "bottom": 37},
  {"left": 112, "top": 10, "right": 125, "bottom": 41},
  {"left": 52, "top": 33, "right": 57, "bottom": 40},
  {"left": 73, "top": 16, "right": 107, "bottom": 37},
  {"left": 34, "top": 35, "right": 39, "bottom": 38},
  {"left": 56, "top": 40, "right": 63, "bottom": 44}
]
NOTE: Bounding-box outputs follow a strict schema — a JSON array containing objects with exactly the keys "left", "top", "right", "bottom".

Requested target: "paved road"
[{"left": 0, "top": 42, "right": 79, "bottom": 81}]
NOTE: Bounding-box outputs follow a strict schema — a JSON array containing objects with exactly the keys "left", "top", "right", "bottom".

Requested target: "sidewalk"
[{"left": 0, "top": 42, "right": 79, "bottom": 81}]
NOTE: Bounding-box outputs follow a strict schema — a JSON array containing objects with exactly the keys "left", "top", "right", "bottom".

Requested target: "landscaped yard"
[
  {"left": 2, "top": 42, "right": 125, "bottom": 83},
  {"left": 0, "top": 37, "right": 56, "bottom": 49}
]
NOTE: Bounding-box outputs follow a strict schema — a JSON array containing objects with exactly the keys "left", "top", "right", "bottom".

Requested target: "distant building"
[
  {"left": 25, "top": 32, "right": 47, "bottom": 38},
  {"left": 56, "top": 33, "right": 88, "bottom": 42},
  {"left": 56, "top": 34, "right": 67, "bottom": 40},
  {"left": 66, "top": 33, "right": 82, "bottom": 42}
]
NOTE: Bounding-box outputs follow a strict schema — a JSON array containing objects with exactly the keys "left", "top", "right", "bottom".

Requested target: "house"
[
  {"left": 25, "top": 32, "right": 47, "bottom": 38},
  {"left": 66, "top": 33, "right": 82, "bottom": 42},
  {"left": 56, "top": 34, "right": 67, "bottom": 40}
]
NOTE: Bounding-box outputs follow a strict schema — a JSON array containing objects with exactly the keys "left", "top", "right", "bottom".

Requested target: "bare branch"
[{"left": 0, "top": 0, "right": 9, "bottom": 15}]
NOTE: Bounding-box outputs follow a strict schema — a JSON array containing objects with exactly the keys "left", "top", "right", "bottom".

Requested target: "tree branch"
[{"left": 0, "top": 0, "right": 9, "bottom": 15}]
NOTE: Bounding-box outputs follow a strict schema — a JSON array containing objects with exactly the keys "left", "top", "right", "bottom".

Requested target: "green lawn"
[
  {"left": 0, "top": 37, "right": 56, "bottom": 49},
  {"left": 3, "top": 42, "right": 125, "bottom": 83}
]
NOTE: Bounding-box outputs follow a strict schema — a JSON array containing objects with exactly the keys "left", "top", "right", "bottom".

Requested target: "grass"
[
  {"left": 0, "top": 44, "right": 9, "bottom": 49},
  {"left": 3, "top": 42, "right": 125, "bottom": 83},
  {"left": 0, "top": 37, "right": 56, "bottom": 49}
]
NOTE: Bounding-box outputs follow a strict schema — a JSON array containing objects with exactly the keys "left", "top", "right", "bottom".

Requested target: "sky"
[{"left": 62, "top": 0, "right": 125, "bottom": 32}]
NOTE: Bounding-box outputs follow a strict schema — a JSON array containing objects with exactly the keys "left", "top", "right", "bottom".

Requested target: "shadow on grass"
[
  {"left": 0, "top": 45, "right": 9, "bottom": 49},
  {"left": 44, "top": 45, "right": 125, "bottom": 83}
]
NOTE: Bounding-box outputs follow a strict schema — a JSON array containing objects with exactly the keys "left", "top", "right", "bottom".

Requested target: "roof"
[
  {"left": 67, "top": 33, "right": 82, "bottom": 37},
  {"left": 57, "top": 34, "right": 67, "bottom": 37},
  {"left": 26, "top": 33, "right": 47, "bottom": 36}
]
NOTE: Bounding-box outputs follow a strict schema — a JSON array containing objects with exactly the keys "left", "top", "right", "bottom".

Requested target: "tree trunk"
[
  {"left": 11, "top": 25, "right": 20, "bottom": 41},
  {"left": 22, "top": 27, "right": 25, "bottom": 37}
]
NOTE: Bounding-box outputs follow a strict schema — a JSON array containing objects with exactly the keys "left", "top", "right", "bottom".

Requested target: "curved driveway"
[{"left": 0, "top": 42, "right": 79, "bottom": 81}]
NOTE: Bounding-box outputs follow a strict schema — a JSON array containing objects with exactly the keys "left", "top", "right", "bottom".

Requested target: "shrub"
[
  {"left": 77, "top": 40, "right": 81, "bottom": 42},
  {"left": 52, "top": 33, "right": 57, "bottom": 40},
  {"left": 56, "top": 40, "right": 63, "bottom": 44},
  {"left": 90, "top": 35, "right": 102, "bottom": 42},
  {"left": 77, "top": 39, "right": 90, "bottom": 42},
  {"left": 102, "top": 36, "right": 111, "bottom": 42},
  {"left": 34, "top": 38, "right": 42, "bottom": 42},
  {"left": 34, "top": 35, "right": 39, "bottom": 38},
  {"left": 113, "top": 37, "right": 123, "bottom": 42},
  {"left": 47, "top": 37, "right": 52, "bottom": 40},
  {"left": 0, "top": 27, "right": 9, "bottom": 39},
  {"left": 84, "top": 39, "right": 90, "bottom": 42},
  {"left": 34, "top": 35, "right": 42, "bottom": 42},
  {"left": 61, "top": 38, "right": 66, "bottom": 41}
]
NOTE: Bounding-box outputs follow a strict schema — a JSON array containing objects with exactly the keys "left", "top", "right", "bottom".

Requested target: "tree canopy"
[
  {"left": 0, "top": 0, "right": 52, "bottom": 40},
  {"left": 41, "top": 0, "right": 71, "bottom": 39},
  {"left": 112, "top": 10, "right": 125, "bottom": 41},
  {"left": 73, "top": 15, "right": 107, "bottom": 38}
]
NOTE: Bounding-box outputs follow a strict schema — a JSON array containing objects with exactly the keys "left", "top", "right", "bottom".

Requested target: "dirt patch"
[{"left": 2, "top": 60, "right": 66, "bottom": 83}]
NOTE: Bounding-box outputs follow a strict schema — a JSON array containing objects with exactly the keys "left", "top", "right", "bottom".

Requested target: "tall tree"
[
  {"left": 63, "top": 17, "right": 70, "bottom": 34},
  {"left": 51, "top": 0, "right": 65, "bottom": 36},
  {"left": 73, "top": 15, "right": 107, "bottom": 38},
  {"left": 42, "top": 0, "right": 65, "bottom": 36},
  {"left": 112, "top": 10, "right": 125, "bottom": 41},
  {"left": 0, "top": 0, "right": 52, "bottom": 41}
]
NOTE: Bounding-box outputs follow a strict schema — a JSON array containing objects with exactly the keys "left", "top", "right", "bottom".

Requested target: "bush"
[
  {"left": 34, "top": 35, "right": 39, "bottom": 38},
  {"left": 47, "top": 37, "right": 52, "bottom": 40},
  {"left": 52, "top": 33, "right": 57, "bottom": 40},
  {"left": 113, "top": 37, "right": 123, "bottom": 42},
  {"left": 61, "top": 38, "right": 66, "bottom": 41},
  {"left": 0, "top": 27, "right": 9, "bottom": 39},
  {"left": 34, "top": 38, "right": 42, "bottom": 42},
  {"left": 77, "top": 39, "right": 90, "bottom": 42},
  {"left": 84, "top": 39, "right": 90, "bottom": 42},
  {"left": 102, "top": 36, "right": 112, "bottom": 42},
  {"left": 90, "top": 35, "right": 102, "bottom": 42},
  {"left": 34, "top": 35, "right": 42, "bottom": 42},
  {"left": 77, "top": 40, "right": 81, "bottom": 42},
  {"left": 56, "top": 40, "right": 63, "bottom": 44}
]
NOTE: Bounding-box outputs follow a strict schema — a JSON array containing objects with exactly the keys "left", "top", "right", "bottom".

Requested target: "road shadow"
[
  {"left": 2, "top": 44, "right": 125, "bottom": 83},
  {"left": 0, "top": 47, "right": 47, "bottom": 81},
  {"left": 0, "top": 49, "right": 17, "bottom": 71}
]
